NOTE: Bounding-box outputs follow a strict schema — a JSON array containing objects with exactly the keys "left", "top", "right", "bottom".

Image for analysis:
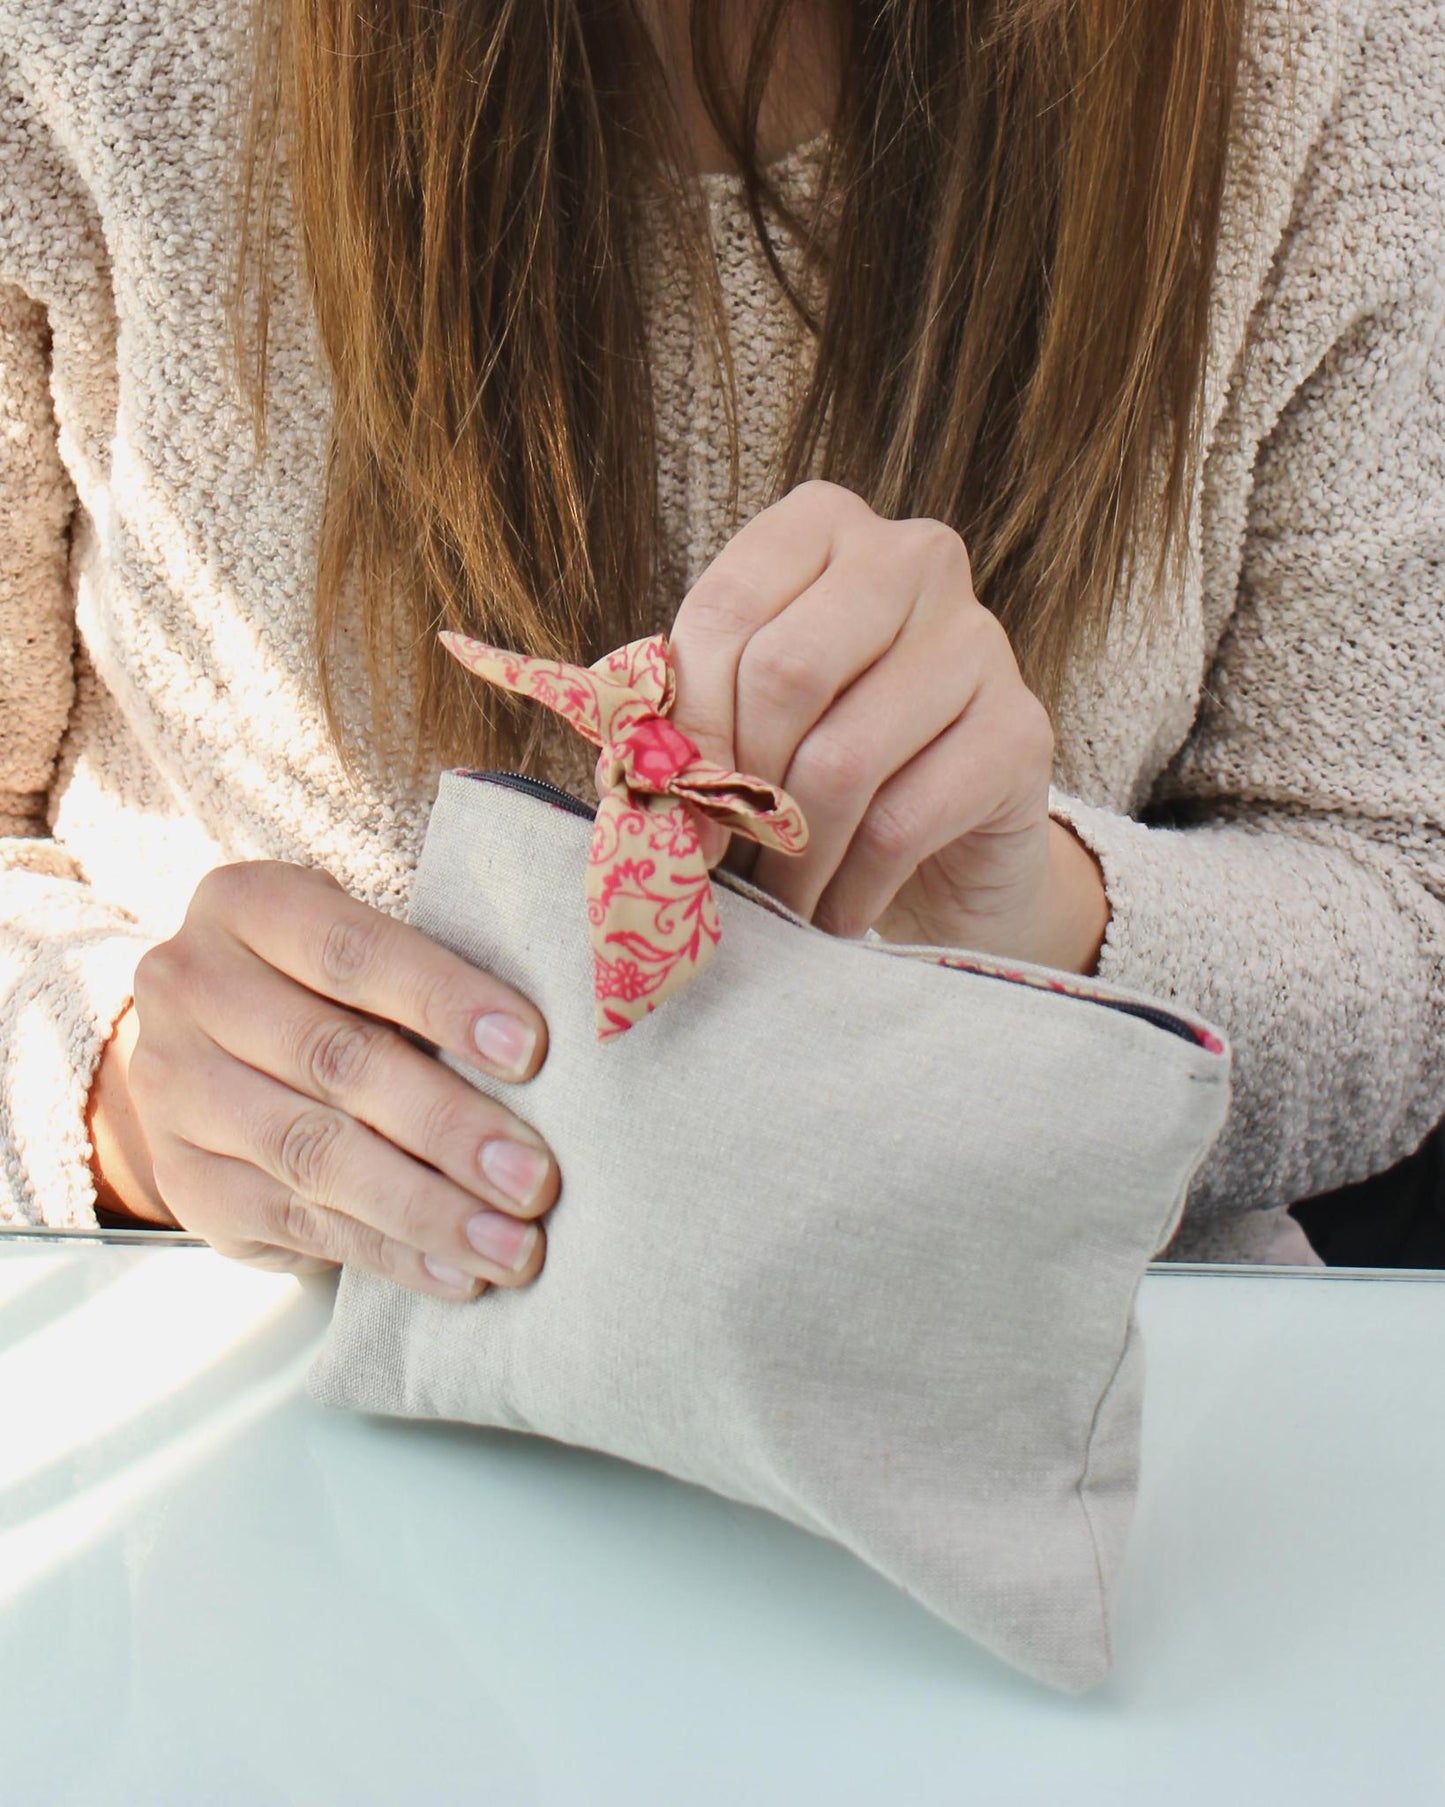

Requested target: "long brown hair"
[{"left": 226, "top": 0, "right": 1254, "bottom": 783}]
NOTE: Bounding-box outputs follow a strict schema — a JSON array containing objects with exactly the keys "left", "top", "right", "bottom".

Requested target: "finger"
[
  {"left": 196, "top": 863, "right": 549, "bottom": 1083},
  {"left": 802, "top": 686, "right": 1051, "bottom": 938},
  {"left": 180, "top": 941, "right": 559, "bottom": 1224},
  {"left": 175, "top": 1145, "right": 492, "bottom": 1302},
  {"left": 161, "top": 1040, "right": 546, "bottom": 1288},
  {"left": 730, "top": 554, "right": 913, "bottom": 793},
  {"left": 665, "top": 481, "right": 871, "bottom": 785},
  {"left": 748, "top": 598, "right": 984, "bottom": 923}
]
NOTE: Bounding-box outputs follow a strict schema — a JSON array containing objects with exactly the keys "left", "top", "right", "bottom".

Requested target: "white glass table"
[{"left": 2, "top": 1231, "right": 1441, "bottom": 1805}]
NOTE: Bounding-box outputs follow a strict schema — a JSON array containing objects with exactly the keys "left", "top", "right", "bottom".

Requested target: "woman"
[{"left": 0, "top": 0, "right": 1440, "bottom": 1283}]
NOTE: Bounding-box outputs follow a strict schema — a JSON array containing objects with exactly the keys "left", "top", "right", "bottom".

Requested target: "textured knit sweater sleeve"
[
  {"left": 1047, "top": 0, "right": 1444, "bottom": 1261},
  {"left": 0, "top": 117, "right": 157, "bottom": 1226}
]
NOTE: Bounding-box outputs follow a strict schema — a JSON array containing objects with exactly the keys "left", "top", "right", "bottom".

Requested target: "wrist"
[
  {"left": 875, "top": 818, "right": 1111, "bottom": 975},
  {"left": 1041, "top": 817, "right": 1111, "bottom": 977},
  {"left": 87, "top": 1002, "right": 176, "bottom": 1228}
]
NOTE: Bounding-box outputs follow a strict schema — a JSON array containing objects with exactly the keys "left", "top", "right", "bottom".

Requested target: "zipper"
[
  {"left": 457, "top": 768, "right": 1222, "bottom": 1053},
  {"left": 464, "top": 769, "right": 599, "bottom": 819}
]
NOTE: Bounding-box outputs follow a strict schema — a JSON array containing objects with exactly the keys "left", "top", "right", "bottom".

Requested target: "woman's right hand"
[{"left": 89, "top": 860, "right": 559, "bottom": 1301}]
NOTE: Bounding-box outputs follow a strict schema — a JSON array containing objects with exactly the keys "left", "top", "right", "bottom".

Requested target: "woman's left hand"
[{"left": 655, "top": 480, "right": 1112, "bottom": 976}]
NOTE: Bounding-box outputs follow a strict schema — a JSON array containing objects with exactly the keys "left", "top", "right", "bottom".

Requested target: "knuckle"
[
  {"left": 318, "top": 911, "right": 380, "bottom": 991},
  {"left": 135, "top": 924, "right": 229, "bottom": 1034},
  {"left": 962, "top": 602, "right": 1010, "bottom": 657},
  {"left": 132, "top": 941, "right": 178, "bottom": 1009},
  {"left": 299, "top": 1015, "right": 383, "bottom": 1097},
  {"left": 358, "top": 1228, "right": 414, "bottom": 1288},
  {"left": 390, "top": 1177, "right": 441, "bottom": 1251},
  {"left": 415, "top": 1087, "right": 478, "bottom": 1166},
  {"left": 793, "top": 477, "right": 864, "bottom": 521},
  {"left": 907, "top": 515, "right": 970, "bottom": 572},
  {"left": 190, "top": 863, "right": 234, "bottom": 917},
  {"left": 794, "top": 729, "right": 869, "bottom": 803},
  {"left": 1016, "top": 691, "right": 1056, "bottom": 763},
  {"left": 681, "top": 567, "right": 770, "bottom": 638},
  {"left": 273, "top": 1191, "right": 324, "bottom": 1254},
  {"left": 192, "top": 859, "right": 261, "bottom": 921},
  {"left": 410, "top": 963, "right": 467, "bottom": 1049},
  {"left": 739, "top": 637, "right": 825, "bottom": 712},
  {"left": 855, "top": 795, "right": 920, "bottom": 868},
  {"left": 273, "top": 1105, "right": 346, "bottom": 1196},
  {"left": 813, "top": 894, "right": 869, "bottom": 941}
]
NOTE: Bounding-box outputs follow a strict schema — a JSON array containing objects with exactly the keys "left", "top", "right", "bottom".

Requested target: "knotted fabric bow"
[{"left": 440, "top": 630, "right": 810, "bottom": 1039}]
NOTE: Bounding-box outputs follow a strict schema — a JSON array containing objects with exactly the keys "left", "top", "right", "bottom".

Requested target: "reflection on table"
[{"left": 1, "top": 1233, "right": 1442, "bottom": 1805}]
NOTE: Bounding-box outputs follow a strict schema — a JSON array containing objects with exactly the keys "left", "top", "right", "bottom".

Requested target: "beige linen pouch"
[{"left": 308, "top": 769, "right": 1231, "bottom": 1692}]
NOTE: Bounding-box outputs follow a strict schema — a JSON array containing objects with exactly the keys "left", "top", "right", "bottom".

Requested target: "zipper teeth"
[
  {"left": 458, "top": 769, "right": 1217, "bottom": 1052},
  {"left": 465, "top": 770, "right": 595, "bottom": 816}
]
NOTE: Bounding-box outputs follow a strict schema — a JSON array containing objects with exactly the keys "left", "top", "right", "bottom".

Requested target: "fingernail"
[
  {"left": 466, "top": 1210, "right": 538, "bottom": 1272},
  {"left": 473, "top": 1011, "right": 535, "bottom": 1074},
  {"left": 423, "top": 1256, "right": 475, "bottom": 1292},
  {"left": 479, "top": 1137, "right": 550, "bottom": 1210}
]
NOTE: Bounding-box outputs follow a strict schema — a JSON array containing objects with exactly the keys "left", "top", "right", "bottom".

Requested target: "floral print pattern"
[{"left": 440, "top": 630, "right": 810, "bottom": 1038}]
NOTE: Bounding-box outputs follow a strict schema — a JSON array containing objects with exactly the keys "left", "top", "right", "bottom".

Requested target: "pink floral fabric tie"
[{"left": 440, "top": 630, "right": 810, "bottom": 1039}]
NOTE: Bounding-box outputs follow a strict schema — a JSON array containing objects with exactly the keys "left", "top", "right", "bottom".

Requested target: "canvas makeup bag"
[{"left": 308, "top": 764, "right": 1232, "bottom": 1693}]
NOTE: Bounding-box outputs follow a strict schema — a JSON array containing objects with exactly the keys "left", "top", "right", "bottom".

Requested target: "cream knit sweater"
[{"left": 1, "top": 0, "right": 1441, "bottom": 1262}]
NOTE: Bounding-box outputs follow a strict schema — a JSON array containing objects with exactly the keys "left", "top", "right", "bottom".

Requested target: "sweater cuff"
[
  {"left": 1047, "top": 786, "right": 1203, "bottom": 1001},
  {"left": 1, "top": 930, "right": 155, "bottom": 1228}
]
